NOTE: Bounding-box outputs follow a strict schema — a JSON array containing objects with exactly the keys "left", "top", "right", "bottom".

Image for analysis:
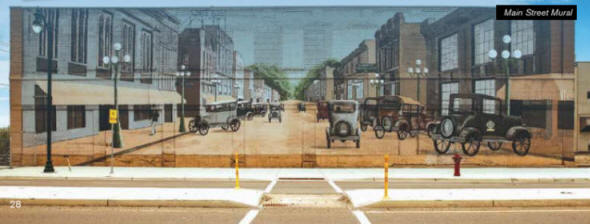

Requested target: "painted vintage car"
[
  {"left": 298, "top": 102, "right": 306, "bottom": 112},
  {"left": 316, "top": 100, "right": 329, "bottom": 122},
  {"left": 325, "top": 100, "right": 360, "bottom": 148},
  {"left": 432, "top": 93, "right": 531, "bottom": 156},
  {"left": 190, "top": 100, "right": 241, "bottom": 136},
  {"left": 391, "top": 99, "right": 437, "bottom": 140},
  {"left": 371, "top": 96, "right": 427, "bottom": 139},
  {"left": 252, "top": 103, "right": 268, "bottom": 117},
  {"left": 268, "top": 103, "right": 282, "bottom": 123},
  {"left": 237, "top": 100, "right": 255, "bottom": 121},
  {"left": 358, "top": 97, "right": 378, "bottom": 131}
]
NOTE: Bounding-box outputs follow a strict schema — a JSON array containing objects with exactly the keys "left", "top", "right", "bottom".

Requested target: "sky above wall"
[{"left": 0, "top": 0, "right": 586, "bottom": 128}]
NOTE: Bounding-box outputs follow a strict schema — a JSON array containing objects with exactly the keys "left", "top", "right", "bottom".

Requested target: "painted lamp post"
[
  {"left": 212, "top": 79, "right": 221, "bottom": 102},
  {"left": 176, "top": 65, "right": 189, "bottom": 133},
  {"left": 32, "top": 8, "right": 55, "bottom": 173},
  {"left": 102, "top": 43, "right": 131, "bottom": 148},
  {"left": 408, "top": 59, "right": 429, "bottom": 103},
  {"left": 488, "top": 34, "right": 522, "bottom": 115},
  {"left": 370, "top": 73, "right": 384, "bottom": 97}
]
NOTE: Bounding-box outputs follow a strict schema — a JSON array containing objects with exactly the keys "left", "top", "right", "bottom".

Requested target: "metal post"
[
  {"left": 43, "top": 19, "right": 55, "bottom": 173},
  {"left": 383, "top": 154, "right": 389, "bottom": 199},
  {"left": 112, "top": 62, "right": 122, "bottom": 148},
  {"left": 179, "top": 69, "right": 186, "bottom": 132},
  {"left": 416, "top": 71, "right": 421, "bottom": 155},
  {"left": 214, "top": 82, "right": 218, "bottom": 102},
  {"left": 504, "top": 59, "right": 511, "bottom": 115}
]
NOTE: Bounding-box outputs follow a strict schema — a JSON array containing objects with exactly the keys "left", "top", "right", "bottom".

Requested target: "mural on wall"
[{"left": 7, "top": 6, "right": 579, "bottom": 167}]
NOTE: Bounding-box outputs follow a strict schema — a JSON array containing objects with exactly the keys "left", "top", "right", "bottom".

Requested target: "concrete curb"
[
  {"left": 360, "top": 199, "right": 590, "bottom": 209},
  {"left": 0, "top": 176, "right": 268, "bottom": 182},
  {"left": 2, "top": 176, "right": 589, "bottom": 184},
  {"left": 0, "top": 198, "right": 257, "bottom": 208},
  {"left": 336, "top": 178, "right": 590, "bottom": 184}
]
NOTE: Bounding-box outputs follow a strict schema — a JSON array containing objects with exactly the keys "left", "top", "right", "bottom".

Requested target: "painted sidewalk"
[
  {"left": 347, "top": 188, "right": 590, "bottom": 208},
  {"left": 1, "top": 166, "right": 590, "bottom": 181},
  {"left": 0, "top": 186, "right": 262, "bottom": 208}
]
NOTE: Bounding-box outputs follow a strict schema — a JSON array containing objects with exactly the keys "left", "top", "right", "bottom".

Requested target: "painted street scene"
[{"left": 0, "top": 1, "right": 589, "bottom": 224}]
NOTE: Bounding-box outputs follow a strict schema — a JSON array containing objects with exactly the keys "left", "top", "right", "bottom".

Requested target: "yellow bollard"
[
  {"left": 235, "top": 152, "right": 240, "bottom": 189},
  {"left": 383, "top": 154, "right": 390, "bottom": 200}
]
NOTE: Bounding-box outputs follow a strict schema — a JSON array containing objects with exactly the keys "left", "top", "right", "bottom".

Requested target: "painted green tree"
[
  {"left": 247, "top": 64, "right": 292, "bottom": 100},
  {"left": 294, "top": 59, "right": 341, "bottom": 100}
]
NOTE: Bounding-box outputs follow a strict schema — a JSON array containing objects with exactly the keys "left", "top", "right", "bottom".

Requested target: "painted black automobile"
[
  {"left": 432, "top": 93, "right": 531, "bottom": 156},
  {"left": 237, "top": 100, "right": 255, "bottom": 121},
  {"left": 298, "top": 102, "right": 306, "bottom": 112},
  {"left": 252, "top": 103, "right": 268, "bottom": 117},
  {"left": 268, "top": 103, "right": 282, "bottom": 123}
]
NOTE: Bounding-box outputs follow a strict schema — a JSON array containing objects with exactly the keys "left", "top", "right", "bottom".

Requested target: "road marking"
[
  {"left": 352, "top": 210, "right": 372, "bottom": 224},
  {"left": 264, "top": 179, "right": 278, "bottom": 193},
  {"left": 365, "top": 209, "right": 590, "bottom": 214},
  {"left": 326, "top": 178, "right": 343, "bottom": 193},
  {"left": 238, "top": 209, "right": 259, "bottom": 224}
]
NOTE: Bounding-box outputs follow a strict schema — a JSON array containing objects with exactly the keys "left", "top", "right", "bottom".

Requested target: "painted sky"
[{"left": 0, "top": 0, "right": 586, "bottom": 128}]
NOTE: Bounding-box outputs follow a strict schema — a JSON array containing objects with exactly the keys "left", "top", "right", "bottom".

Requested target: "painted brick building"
[
  {"left": 420, "top": 8, "right": 575, "bottom": 158},
  {"left": 336, "top": 39, "right": 380, "bottom": 101},
  {"left": 9, "top": 8, "right": 182, "bottom": 165},
  {"left": 375, "top": 12, "right": 428, "bottom": 105},
  {"left": 178, "top": 25, "right": 235, "bottom": 116}
]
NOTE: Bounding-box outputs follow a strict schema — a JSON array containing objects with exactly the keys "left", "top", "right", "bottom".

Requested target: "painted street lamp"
[
  {"left": 103, "top": 42, "right": 131, "bottom": 148},
  {"left": 176, "top": 65, "right": 189, "bottom": 133},
  {"left": 212, "top": 79, "right": 220, "bottom": 102},
  {"left": 370, "top": 73, "right": 384, "bottom": 97},
  {"left": 233, "top": 83, "right": 240, "bottom": 100},
  {"left": 32, "top": 8, "right": 55, "bottom": 173},
  {"left": 489, "top": 34, "right": 522, "bottom": 115},
  {"left": 408, "top": 59, "right": 429, "bottom": 103}
]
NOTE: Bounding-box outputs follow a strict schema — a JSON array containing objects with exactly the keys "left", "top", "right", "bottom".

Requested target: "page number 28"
[{"left": 10, "top": 200, "right": 21, "bottom": 208}]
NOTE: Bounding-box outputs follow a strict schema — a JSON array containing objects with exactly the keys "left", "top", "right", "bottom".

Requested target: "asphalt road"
[
  {"left": 2, "top": 206, "right": 590, "bottom": 224},
  {"left": 363, "top": 208, "right": 590, "bottom": 224}
]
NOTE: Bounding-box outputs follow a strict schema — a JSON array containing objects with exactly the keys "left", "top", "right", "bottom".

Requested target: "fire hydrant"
[{"left": 453, "top": 153, "right": 462, "bottom": 177}]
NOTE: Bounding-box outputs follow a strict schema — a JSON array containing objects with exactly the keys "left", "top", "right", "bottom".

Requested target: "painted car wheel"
[
  {"left": 512, "top": 132, "right": 531, "bottom": 156},
  {"left": 433, "top": 139, "right": 451, "bottom": 154},
  {"left": 198, "top": 123, "right": 209, "bottom": 136},
  {"left": 230, "top": 119, "right": 241, "bottom": 132},
  {"left": 374, "top": 126, "right": 385, "bottom": 139},
  {"left": 461, "top": 133, "right": 481, "bottom": 156},
  {"left": 440, "top": 117, "right": 455, "bottom": 139}
]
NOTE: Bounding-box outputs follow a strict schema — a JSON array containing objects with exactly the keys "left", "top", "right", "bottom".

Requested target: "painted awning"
[{"left": 35, "top": 81, "right": 184, "bottom": 105}]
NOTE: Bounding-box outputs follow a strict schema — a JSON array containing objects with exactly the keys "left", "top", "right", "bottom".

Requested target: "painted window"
[
  {"left": 473, "top": 19, "right": 494, "bottom": 65},
  {"left": 38, "top": 9, "right": 59, "bottom": 58},
  {"left": 67, "top": 105, "right": 86, "bottom": 129},
  {"left": 511, "top": 20, "right": 535, "bottom": 56},
  {"left": 121, "top": 21, "right": 135, "bottom": 73},
  {"left": 97, "top": 12, "right": 112, "bottom": 67},
  {"left": 141, "top": 30, "right": 153, "bottom": 72},
  {"left": 474, "top": 79, "right": 496, "bottom": 114},
  {"left": 440, "top": 34, "right": 458, "bottom": 71},
  {"left": 34, "top": 85, "right": 56, "bottom": 133},
  {"left": 70, "top": 9, "right": 88, "bottom": 63},
  {"left": 441, "top": 82, "right": 459, "bottom": 115}
]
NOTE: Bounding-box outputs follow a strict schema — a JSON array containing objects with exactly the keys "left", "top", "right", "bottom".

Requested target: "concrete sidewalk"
[
  {"left": 0, "top": 186, "right": 262, "bottom": 208},
  {"left": 347, "top": 188, "right": 590, "bottom": 208},
  {"left": 1, "top": 166, "right": 590, "bottom": 182}
]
